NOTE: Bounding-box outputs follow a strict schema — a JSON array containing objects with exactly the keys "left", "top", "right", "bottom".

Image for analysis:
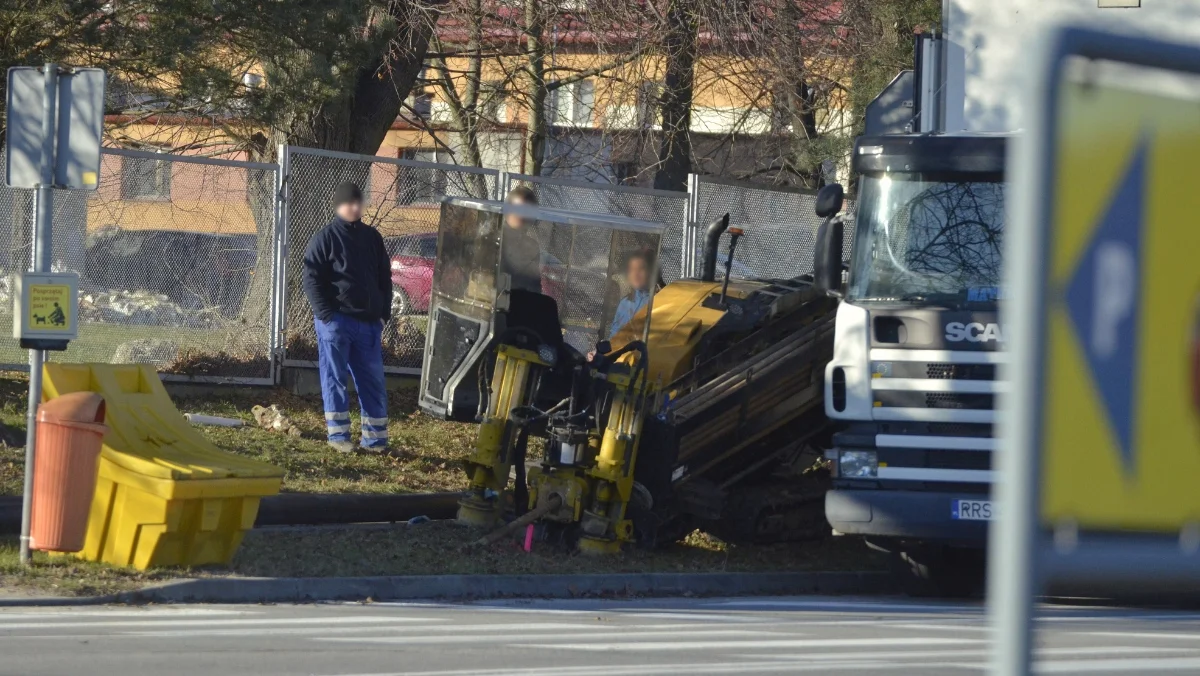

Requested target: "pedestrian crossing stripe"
[{"left": 1041, "top": 69, "right": 1200, "bottom": 531}]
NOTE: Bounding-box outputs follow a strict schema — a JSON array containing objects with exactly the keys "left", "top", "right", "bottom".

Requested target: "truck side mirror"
[
  {"left": 813, "top": 215, "right": 844, "bottom": 297},
  {"left": 815, "top": 184, "right": 845, "bottom": 219}
]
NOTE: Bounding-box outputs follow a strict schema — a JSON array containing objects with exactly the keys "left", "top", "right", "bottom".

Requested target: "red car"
[
  {"left": 387, "top": 233, "right": 567, "bottom": 316},
  {"left": 387, "top": 234, "right": 439, "bottom": 315}
]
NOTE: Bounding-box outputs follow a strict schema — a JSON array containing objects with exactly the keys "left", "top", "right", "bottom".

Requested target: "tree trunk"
[
  {"left": 778, "top": 0, "right": 822, "bottom": 187},
  {"left": 784, "top": 80, "right": 822, "bottom": 187},
  {"left": 523, "top": 0, "right": 548, "bottom": 176},
  {"left": 244, "top": 1, "right": 436, "bottom": 358},
  {"left": 653, "top": 0, "right": 698, "bottom": 192}
]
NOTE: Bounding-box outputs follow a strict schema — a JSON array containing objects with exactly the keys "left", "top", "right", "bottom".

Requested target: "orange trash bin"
[{"left": 29, "top": 392, "right": 108, "bottom": 553}]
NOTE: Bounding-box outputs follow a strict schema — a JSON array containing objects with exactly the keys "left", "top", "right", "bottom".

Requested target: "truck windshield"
[{"left": 847, "top": 172, "right": 1005, "bottom": 306}]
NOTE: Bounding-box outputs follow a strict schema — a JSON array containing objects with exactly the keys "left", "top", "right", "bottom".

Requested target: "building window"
[
  {"left": 611, "top": 162, "right": 637, "bottom": 186},
  {"left": 120, "top": 153, "right": 171, "bottom": 201},
  {"left": 547, "top": 79, "right": 596, "bottom": 128},
  {"left": 398, "top": 149, "right": 448, "bottom": 204},
  {"left": 407, "top": 92, "right": 432, "bottom": 119},
  {"left": 573, "top": 79, "right": 595, "bottom": 126}
]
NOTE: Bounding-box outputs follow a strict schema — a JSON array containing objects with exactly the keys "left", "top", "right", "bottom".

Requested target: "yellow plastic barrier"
[{"left": 42, "top": 363, "right": 283, "bottom": 569}]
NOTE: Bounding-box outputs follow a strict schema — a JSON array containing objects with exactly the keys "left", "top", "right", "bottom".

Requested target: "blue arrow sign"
[{"left": 1064, "top": 139, "right": 1148, "bottom": 473}]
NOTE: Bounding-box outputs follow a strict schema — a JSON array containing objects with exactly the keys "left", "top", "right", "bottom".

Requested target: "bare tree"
[
  {"left": 419, "top": 0, "right": 651, "bottom": 177},
  {"left": 652, "top": 0, "right": 699, "bottom": 191}
]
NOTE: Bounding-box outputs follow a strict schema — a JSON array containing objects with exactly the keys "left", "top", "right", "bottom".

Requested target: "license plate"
[{"left": 951, "top": 499, "right": 993, "bottom": 521}]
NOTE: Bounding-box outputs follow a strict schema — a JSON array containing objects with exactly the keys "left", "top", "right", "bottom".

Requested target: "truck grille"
[
  {"left": 924, "top": 392, "right": 995, "bottom": 410},
  {"left": 925, "top": 363, "right": 996, "bottom": 380}
]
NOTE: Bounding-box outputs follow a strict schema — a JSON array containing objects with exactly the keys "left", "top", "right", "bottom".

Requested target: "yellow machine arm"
[{"left": 457, "top": 345, "right": 548, "bottom": 527}]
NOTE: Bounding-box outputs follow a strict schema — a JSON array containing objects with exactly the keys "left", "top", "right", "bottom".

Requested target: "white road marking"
[
  {"left": 703, "top": 599, "right": 975, "bottom": 613},
  {"left": 1042, "top": 614, "right": 1200, "bottom": 623},
  {"left": 741, "top": 646, "right": 1197, "bottom": 662},
  {"left": 91, "top": 621, "right": 733, "bottom": 640},
  {"left": 602, "top": 612, "right": 769, "bottom": 623},
  {"left": 889, "top": 623, "right": 991, "bottom": 632},
  {"left": 108, "top": 621, "right": 616, "bottom": 639},
  {"left": 319, "top": 629, "right": 769, "bottom": 646},
  {"left": 1082, "top": 631, "right": 1200, "bottom": 641},
  {"left": 517, "top": 636, "right": 981, "bottom": 652},
  {"left": 0, "top": 608, "right": 249, "bottom": 619},
  {"left": 1033, "top": 657, "right": 1200, "bottom": 673},
  {"left": 329, "top": 660, "right": 972, "bottom": 676},
  {"left": 0, "top": 616, "right": 434, "bottom": 630}
]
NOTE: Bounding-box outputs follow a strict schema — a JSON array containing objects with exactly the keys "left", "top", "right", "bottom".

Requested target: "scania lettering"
[{"left": 944, "top": 322, "right": 1003, "bottom": 343}]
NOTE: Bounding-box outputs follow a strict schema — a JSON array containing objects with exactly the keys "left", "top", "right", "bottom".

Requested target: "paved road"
[{"left": 2, "top": 596, "right": 1200, "bottom": 675}]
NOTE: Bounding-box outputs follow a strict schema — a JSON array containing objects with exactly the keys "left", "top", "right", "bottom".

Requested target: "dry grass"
[
  {"left": 169, "top": 385, "right": 473, "bottom": 495},
  {"left": 0, "top": 526, "right": 885, "bottom": 598},
  {"left": 230, "top": 523, "right": 885, "bottom": 579},
  {"left": 0, "top": 539, "right": 186, "bottom": 598},
  {"left": 0, "top": 373, "right": 885, "bottom": 600},
  {"left": 0, "top": 376, "right": 473, "bottom": 496}
]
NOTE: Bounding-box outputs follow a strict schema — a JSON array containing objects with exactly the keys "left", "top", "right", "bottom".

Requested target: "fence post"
[
  {"left": 270, "top": 144, "right": 291, "bottom": 384},
  {"left": 496, "top": 171, "right": 510, "bottom": 201},
  {"left": 685, "top": 173, "right": 700, "bottom": 279}
]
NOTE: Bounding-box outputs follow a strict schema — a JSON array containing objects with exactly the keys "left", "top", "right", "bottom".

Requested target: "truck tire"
[{"left": 876, "top": 542, "right": 986, "bottom": 598}]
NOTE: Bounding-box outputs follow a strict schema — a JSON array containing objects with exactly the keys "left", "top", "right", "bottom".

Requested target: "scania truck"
[
  {"left": 813, "top": 133, "right": 1006, "bottom": 593},
  {"left": 805, "top": 0, "right": 1200, "bottom": 593}
]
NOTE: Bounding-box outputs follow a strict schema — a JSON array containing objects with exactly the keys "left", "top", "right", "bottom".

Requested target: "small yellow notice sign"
[
  {"left": 13, "top": 272, "right": 79, "bottom": 344},
  {"left": 27, "top": 284, "right": 72, "bottom": 331}
]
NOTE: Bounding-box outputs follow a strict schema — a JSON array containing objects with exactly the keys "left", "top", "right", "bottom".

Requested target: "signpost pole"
[
  {"left": 987, "top": 27, "right": 1057, "bottom": 673},
  {"left": 18, "top": 63, "right": 58, "bottom": 566}
]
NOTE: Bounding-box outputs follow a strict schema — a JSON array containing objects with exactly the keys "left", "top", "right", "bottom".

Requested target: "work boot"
[{"left": 327, "top": 440, "right": 356, "bottom": 454}]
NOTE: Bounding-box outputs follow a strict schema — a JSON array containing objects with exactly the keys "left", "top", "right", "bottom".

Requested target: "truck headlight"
[{"left": 839, "top": 450, "right": 877, "bottom": 478}]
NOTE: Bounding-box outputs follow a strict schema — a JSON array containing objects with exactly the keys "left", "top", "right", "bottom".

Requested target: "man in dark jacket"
[{"left": 302, "top": 182, "right": 390, "bottom": 453}]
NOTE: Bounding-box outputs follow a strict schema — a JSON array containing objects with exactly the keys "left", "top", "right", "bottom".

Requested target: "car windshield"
[{"left": 847, "top": 172, "right": 1005, "bottom": 306}]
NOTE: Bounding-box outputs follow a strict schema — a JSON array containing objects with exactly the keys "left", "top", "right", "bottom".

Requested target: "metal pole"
[
  {"left": 19, "top": 63, "right": 59, "bottom": 565},
  {"left": 272, "top": 143, "right": 291, "bottom": 382},
  {"left": 685, "top": 173, "right": 699, "bottom": 278},
  {"left": 988, "top": 30, "right": 1057, "bottom": 673},
  {"left": 497, "top": 171, "right": 511, "bottom": 202}
]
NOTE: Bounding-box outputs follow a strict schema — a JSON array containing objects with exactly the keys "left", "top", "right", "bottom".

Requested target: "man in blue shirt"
[
  {"left": 608, "top": 249, "right": 653, "bottom": 339},
  {"left": 302, "top": 182, "right": 390, "bottom": 454}
]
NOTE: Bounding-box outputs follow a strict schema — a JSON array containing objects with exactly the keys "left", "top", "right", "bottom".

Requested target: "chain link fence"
[
  {"left": 688, "top": 175, "right": 855, "bottom": 281},
  {"left": 279, "top": 147, "right": 500, "bottom": 374},
  {"left": 0, "top": 148, "right": 279, "bottom": 383},
  {"left": 501, "top": 173, "right": 691, "bottom": 282},
  {"left": 3, "top": 143, "right": 857, "bottom": 384}
]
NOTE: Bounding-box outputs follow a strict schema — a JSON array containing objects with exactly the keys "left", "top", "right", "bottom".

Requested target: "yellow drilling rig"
[{"left": 419, "top": 196, "right": 840, "bottom": 552}]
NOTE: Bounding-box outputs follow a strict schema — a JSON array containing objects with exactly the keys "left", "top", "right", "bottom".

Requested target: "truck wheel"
[{"left": 886, "top": 545, "right": 986, "bottom": 598}]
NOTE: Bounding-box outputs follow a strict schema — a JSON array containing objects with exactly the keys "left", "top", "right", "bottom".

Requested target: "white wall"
[{"left": 945, "top": 0, "right": 1200, "bottom": 132}]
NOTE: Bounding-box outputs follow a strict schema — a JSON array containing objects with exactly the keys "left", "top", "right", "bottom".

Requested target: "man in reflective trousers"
[{"left": 302, "top": 182, "right": 391, "bottom": 453}]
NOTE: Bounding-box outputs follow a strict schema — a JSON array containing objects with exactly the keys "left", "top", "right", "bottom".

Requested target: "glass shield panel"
[
  {"left": 513, "top": 208, "right": 663, "bottom": 357},
  {"left": 419, "top": 200, "right": 503, "bottom": 416}
]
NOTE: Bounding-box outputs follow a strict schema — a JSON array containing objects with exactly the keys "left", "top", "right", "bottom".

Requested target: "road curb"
[
  {"left": 1, "top": 572, "right": 895, "bottom": 606},
  {"left": 0, "top": 594, "right": 119, "bottom": 607}
]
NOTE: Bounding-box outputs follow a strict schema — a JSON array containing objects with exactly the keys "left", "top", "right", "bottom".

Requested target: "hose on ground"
[{"left": 467, "top": 493, "right": 563, "bottom": 549}]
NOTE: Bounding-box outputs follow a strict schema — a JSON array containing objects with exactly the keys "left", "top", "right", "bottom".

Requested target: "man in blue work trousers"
[{"left": 302, "top": 182, "right": 391, "bottom": 453}]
